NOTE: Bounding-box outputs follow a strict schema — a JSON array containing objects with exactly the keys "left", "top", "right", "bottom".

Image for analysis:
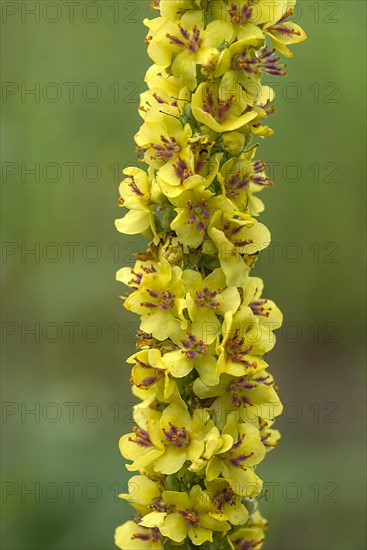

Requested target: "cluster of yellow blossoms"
[{"left": 115, "top": 1, "right": 305, "bottom": 548}]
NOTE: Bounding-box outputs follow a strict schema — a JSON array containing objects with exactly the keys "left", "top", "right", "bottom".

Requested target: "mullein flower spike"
[{"left": 115, "top": 1, "right": 306, "bottom": 548}]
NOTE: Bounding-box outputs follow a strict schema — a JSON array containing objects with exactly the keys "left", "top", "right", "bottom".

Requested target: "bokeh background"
[{"left": 1, "top": 1, "right": 366, "bottom": 549}]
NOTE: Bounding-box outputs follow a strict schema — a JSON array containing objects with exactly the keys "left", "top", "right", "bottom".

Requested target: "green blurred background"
[{"left": 1, "top": 1, "right": 366, "bottom": 548}]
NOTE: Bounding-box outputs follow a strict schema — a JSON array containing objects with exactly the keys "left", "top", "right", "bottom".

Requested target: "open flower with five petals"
[
  {"left": 242, "top": 276, "right": 283, "bottom": 332},
  {"left": 116, "top": 258, "right": 158, "bottom": 290},
  {"left": 182, "top": 267, "right": 241, "bottom": 344},
  {"left": 206, "top": 422, "right": 266, "bottom": 497},
  {"left": 119, "top": 406, "right": 165, "bottom": 472},
  {"left": 216, "top": 305, "right": 274, "bottom": 380},
  {"left": 170, "top": 187, "right": 234, "bottom": 250},
  {"left": 140, "top": 485, "right": 230, "bottom": 545},
  {"left": 115, "top": 167, "right": 159, "bottom": 242},
  {"left": 208, "top": 214, "right": 271, "bottom": 286},
  {"left": 124, "top": 259, "right": 186, "bottom": 341},
  {"left": 205, "top": 478, "right": 249, "bottom": 525},
  {"left": 256, "top": 0, "right": 307, "bottom": 57},
  {"left": 139, "top": 74, "right": 191, "bottom": 119},
  {"left": 193, "top": 370, "right": 283, "bottom": 429},
  {"left": 118, "top": 474, "right": 164, "bottom": 517},
  {"left": 128, "top": 348, "right": 185, "bottom": 407},
  {"left": 145, "top": 10, "right": 233, "bottom": 90},
  {"left": 115, "top": 520, "right": 163, "bottom": 550},
  {"left": 153, "top": 404, "right": 219, "bottom": 475},
  {"left": 218, "top": 147, "right": 272, "bottom": 215},
  {"left": 135, "top": 104, "right": 191, "bottom": 171},
  {"left": 161, "top": 318, "right": 219, "bottom": 385},
  {"left": 120, "top": 403, "right": 219, "bottom": 475},
  {"left": 192, "top": 80, "right": 257, "bottom": 133}
]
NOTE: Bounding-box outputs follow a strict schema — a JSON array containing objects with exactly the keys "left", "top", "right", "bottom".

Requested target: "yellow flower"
[
  {"left": 129, "top": 348, "right": 185, "bottom": 407},
  {"left": 115, "top": 167, "right": 159, "bottom": 243},
  {"left": 170, "top": 186, "right": 234, "bottom": 250},
  {"left": 248, "top": 84, "right": 276, "bottom": 137},
  {"left": 124, "top": 258, "right": 186, "bottom": 341},
  {"left": 118, "top": 474, "right": 163, "bottom": 516},
  {"left": 115, "top": 520, "right": 163, "bottom": 550},
  {"left": 135, "top": 104, "right": 192, "bottom": 169},
  {"left": 206, "top": 422, "right": 265, "bottom": 497},
  {"left": 119, "top": 406, "right": 164, "bottom": 472},
  {"left": 154, "top": 404, "right": 217, "bottom": 474},
  {"left": 242, "top": 276, "right": 283, "bottom": 331},
  {"left": 161, "top": 318, "right": 219, "bottom": 385},
  {"left": 120, "top": 402, "right": 222, "bottom": 476},
  {"left": 141, "top": 485, "right": 230, "bottom": 545},
  {"left": 256, "top": 0, "right": 307, "bottom": 57},
  {"left": 216, "top": 305, "right": 275, "bottom": 380},
  {"left": 208, "top": 215, "right": 271, "bottom": 286},
  {"left": 228, "top": 526, "right": 265, "bottom": 550},
  {"left": 139, "top": 74, "right": 191, "bottom": 119},
  {"left": 259, "top": 417, "right": 281, "bottom": 452},
  {"left": 182, "top": 267, "right": 241, "bottom": 343},
  {"left": 205, "top": 478, "right": 249, "bottom": 525},
  {"left": 145, "top": 10, "right": 234, "bottom": 90},
  {"left": 116, "top": 261, "right": 158, "bottom": 291},
  {"left": 217, "top": 1, "right": 268, "bottom": 41},
  {"left": 218, "top": 147, "right": 271, "bottom": 215},
  {"left": 120, "top": 402, "right": 223, "bottom": 476},
  {"left": 192, "top": 81, "right": 257, "bottom": 133},
  {"left": 215, "top": 28, "right": 267, "bottom": 105},
  {"left": 155, "top": 151, "right": 219, "bottom": 199}
]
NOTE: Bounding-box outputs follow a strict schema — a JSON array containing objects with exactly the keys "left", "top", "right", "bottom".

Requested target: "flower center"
[
  {"left": 251, "top": 160, "right": 272, "bottom": 185},
  {"left": 260, "top": 420, "right": 278, "bottom": 450},
  {"left": 226, "top": 330, "right": 257, "bottom": 368},
  {"left": 232, "top": 537, "right": 265, "bottom": 550},
  {"left": 228, "top": 2, "right": 253, "bottom": 25},
  {"left": 128, "top": 427, "right": 153, "bottom": 447},
  {"left": 134, "top": 356, "right": 165, "bottom": 388},
  {"left": 132, "top": 526, "right": 160, "bottom": 543},
  {"left": 249, "top": 299, "right": 271, "bottom": 317},
  {"left": 150, "top": 500, "right": 167, "bottom": 513},
  {"left": 226, "top": 172, "right": 250, "bottom": 198},
  {"left": 177, "top": 509, "right": 200, "bottom": 526},
  {"left": 174, "top": 157, "right": 193, "bottom": 181},
  {"left": 223, "top": 222, "right": 254, "bottom": 247},
  {"left": 186, "top": 198, "right": 210, "bottom": 234},
  {"left": 228, "top": 374, "right": 272, "bottom": 407},
  {"left": 130, "top": 265, "right": 156, "bottom": 288},
  {"left": 194, "top": 286, "right": 220, "bottom": 309},
  {"left": 150, "top": 135, "right": 181, "bottom": 160},
  {"left": 232, "top": 47, "right": 287, "bottom": 76},
  {"left": 268, "top": 8, "right": 302, "bottom": 37},
  {"left": 128, "top": 175, "right": 144, "bottom": 196},
  {"left": 225, "top": 162, "right": 272, "bottom": 198},
  {"left": 180, "top": 333, "right": 208, "bottom": 359},
  {"left": 163, "top": 422, "right": 191, "bottom": 447},
  {"left": 228, "top": 435, "right": 254, "bottom": 467},
  {"left": 203, "top": 89, "right": 235, "bottom": 123},
  {"left": 214, "top": 486, "right": 236, "bottom": 511},
  {"left": 141, "top": 289, "right": 175, "bottom": 310},
  {"left": 228, "top": 381, "right": 253, "bottom": 408},
  {"left": 166, "top": 25, "right": 202, "bottom": 53},
  {"left": 252, "top": 98, "right": 276, "bottom": 130}
]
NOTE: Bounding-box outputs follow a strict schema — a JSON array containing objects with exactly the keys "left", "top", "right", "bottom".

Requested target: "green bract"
[{"left": 115, "top": 0, "right": 306, "bottom": 547}]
